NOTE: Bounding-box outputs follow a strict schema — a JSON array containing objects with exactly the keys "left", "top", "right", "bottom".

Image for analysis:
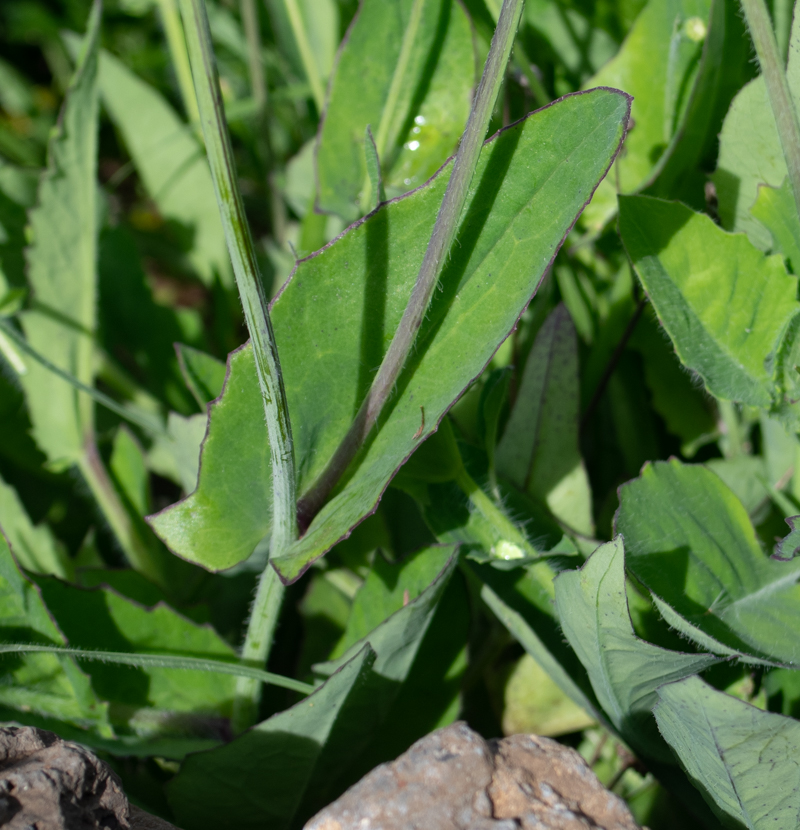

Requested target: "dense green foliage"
[{"left": 1, "top": 0, "right": 800, "bottom": 826}]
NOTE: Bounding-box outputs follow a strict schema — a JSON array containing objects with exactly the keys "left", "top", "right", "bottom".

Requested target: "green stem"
[
  {"left": 0, "top": 317, "right": 166, "bottom": 438},
  {"left": 240, "top": 0, "right": 267, "bottom": 111},
  {"left": 358, "top": 0, "right": 427, "bottom": 211},
  {"left": 179, "top": 0, "right": 298, "bottom": 731},
  {"left": 718, "top": 399, "right": 744, "bottom": 458},
  {"left": 297, "top": 0, "right": 526, "bottom": 527},
  {"left": 740, "top": 0, "right": 800, "bottom": 217},
  {"left": 455, "top": 467, "right": 537, "bottom": 559},
  {"left": 78, "top": 440, "right": 166, "bottom": 586},
  {"left": 0, "top": 644, "right": 314, "bottom": 695},
  {"left": 283, "top": 0, "right": 325, "bottom": 111},
  {"left": 157, "top": 0, "right": 201, "bottom": 123}
]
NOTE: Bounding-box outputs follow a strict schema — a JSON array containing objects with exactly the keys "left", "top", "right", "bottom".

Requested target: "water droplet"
[
  {"left": 683, "top": 16, "right": 706, "bottom": 41},
  {"left": 414, "top": 114, "right": 426, "bottom": 126},
  {"left": 407, "top": 140, "right": 420, "bottom": 151}
]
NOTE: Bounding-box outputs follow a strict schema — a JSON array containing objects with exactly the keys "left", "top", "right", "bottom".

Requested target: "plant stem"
[
  {"left": 358, "top": 0, "right": 426, "bottom": 211},
  {"left": 283, "top": 0, "right": 325, "bottom": 112},
  {"left": 78, "top": 440, "right": 166, "bottom": 586},
  {"left": 156, "top": 0, "right": 200, "bottom": 123},
  {"left": 179, "top": 0, "right": 298, "bottom": 730},
  {"left": 740, "top": 0, "right": 800, "bottom": 217},
  {"left": 240, "top": 0, "right": 267, "bottom": 111},
  {"left": 297, "top": 0, "right": 526, "bottom": 528}
]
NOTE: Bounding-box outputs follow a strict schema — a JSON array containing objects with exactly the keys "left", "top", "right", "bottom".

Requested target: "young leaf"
[
  {"left": 20, "top": 2, "right": 101, "bottom": 467},
  {"left": 495, "top": 303, "right": 594, "bottom": 536},
  {"left": 0, "top": 534, "right": 109, "bottom": 730},
  {"left": 553, "top": 537, "right": 719, "bottom": 759},
  {"left": 619, "top": 194, "right": 800, "bottom": 410},
  {"left": 316, "top": 0, "right": 475, "bottom": 219},
  {"left": 655, "top": 675, "right": 800, "bottom": 829},
  {"left": 150, "top": 88, "right": 631, "bottom": 577},
  {"left": 168, "top": 645, "right": 378, "bottom": 830},
  {"left": 616, "top": 459, "right": 800, "bottom": 666},
  {"left": 147, "top": 411, "right": 207, "bottom": 493},
  {"left": 0, "top": 472, "right": 72, "bottom": 579}
]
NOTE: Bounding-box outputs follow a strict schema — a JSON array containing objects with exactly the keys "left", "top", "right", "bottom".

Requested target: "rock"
[
  {"left": 304, "top": 722, "right": 641, "bottom": 830},
  {"left": 0, "top": 726, "right": 179, "bottom": 830}
]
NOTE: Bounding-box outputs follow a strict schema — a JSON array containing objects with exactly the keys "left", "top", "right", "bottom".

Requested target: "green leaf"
[
  {"left": 0, "top": 471, "right": 72, "bottom": 579},
  {"left": 32, "top": 573, "right": 237, "bottom": 719},
  {"left": 20, "top": 3, "right": 101, "bottom": 466},
  {"left": 176, "top": 344, "right": 227, "bottom": 408},
  {"left": 655, "top": 675, "right": 800, "bottom": 829},
  {"left": 168, "top": 645, "right": 378, "bottom": 830},
  {"left": 0, "top": 533, "right": 109, "bottom": 730},
  {"left": 95, "top": 47, "right": 228, "bottom": 286},
  {"left": 496, "top": 303, "right": 593, "bottom": 536},
  {"left": 151, "top": 88, "right": 630, "bottom": 576},
  {"left": 553, "top": 537, "right": 719, "bottom": 759},
  {"left": 616, "top": 458, "right": 800, "bottom": 666},
  {"left": 750, "top": 178, "right": 800, "bottom": 273},
  {"left": 619, "top": 194, "right": 800, "bottom": 409},
  {"left": 330, "top": 544, "right": 454, "bottom": 658},
  {"left": 581, "top": 0, "right": 717, "bottom": 230},
  {"left": 316, "top": 0, "right": 475, "bottom": 219}
]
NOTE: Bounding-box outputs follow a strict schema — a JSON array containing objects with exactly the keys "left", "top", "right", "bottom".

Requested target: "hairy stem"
[
  {"left": 740, "top": 0, "right": 800, "bottom": 216},
  {"left": 297, "top": 0, "right": 526, "bottom": 527},
  {"left": 240, "top": 0, "right": 267, "bottom": 110},
  {"left": 358, "top": 0, "right": 426, "bottom": 211},
  {"left": 179, "top": 0, "right": 297, "bottom": 731},
  {"left": 283, "top": 0, "right": 325, "bottom": 111},
  {"left": 156, "top": 0, "right": 200, "bottom": 122}
]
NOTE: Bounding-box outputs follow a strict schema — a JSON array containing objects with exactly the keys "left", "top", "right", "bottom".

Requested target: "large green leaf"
[
  {"left": 0, "top": 534, "right": 108, "bottom": 730},
  {"left": 0, "top": 472, "right": 71, "bottom": 579},
  {"left": 32, "top": 574, "right": 236, "bottom": 718},
  {"left": 495, "top": 303, "right": 593, "bottom": 536},
  {"left": 151, "top": 88, "right": 630, "bottom": 578},
  {"left": 19, "top": 3, "right": 100, "bottom": 466},
  {"left": 619, "top": 195, "right": 800, "bottom": 409},
  {"left": 316, "top": 0, "right": 474, "bottom": 219},
  {"left": 655, "top": 675, "right": 800, "bottom": 829},
  {"left": 168, "top": 645, "right": 378, "bottom": 830},
  {"left": 96, "top": 48, "right": 228, "bottom": 286},
  {"left": 615, "top": 458, "right": 800, "bottom": 667},
  {"left": 553, "top": 537, "right": 718, "bottom": 759}
]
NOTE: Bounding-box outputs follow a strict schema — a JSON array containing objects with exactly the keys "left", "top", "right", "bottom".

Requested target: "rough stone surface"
[
  {"left": 304, "top": 722, "right": 641, "bottom": 830},
  {"left": 0, "top": 726, "right": 178, "bottom": 830}
]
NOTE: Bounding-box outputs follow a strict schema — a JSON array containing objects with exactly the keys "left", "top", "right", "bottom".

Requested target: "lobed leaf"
[{"left": 151, "top": 88, "right": 631, "bottom": 578}]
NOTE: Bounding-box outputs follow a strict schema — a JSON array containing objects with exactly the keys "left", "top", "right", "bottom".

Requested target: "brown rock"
[
  {"left": 304, "top": 722, "right": 641, "bottom": 830},
  {"left": 0, "top": 726, "right": 179, "bottom": 830}
]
